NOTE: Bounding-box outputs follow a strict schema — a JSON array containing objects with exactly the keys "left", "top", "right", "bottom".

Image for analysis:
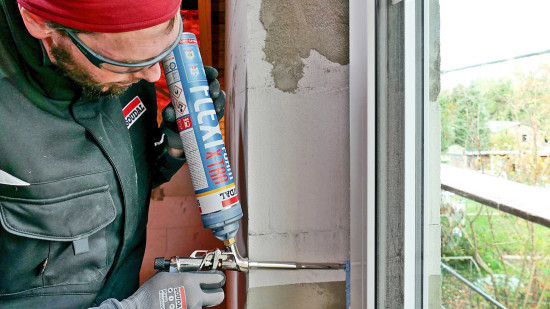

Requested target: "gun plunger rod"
[
  {"left": 155, "top": 239, "right": 346, "bottom": 273},
  {"left": 249, "top": 261, "right": 346, "bottom": 270},
  {"left": 224, "top": 241, "right": 345, "bottom": 272}
]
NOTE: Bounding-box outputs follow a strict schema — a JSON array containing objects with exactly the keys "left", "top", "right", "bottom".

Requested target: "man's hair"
[{"left": 47, "top": 15, "right": 177, "bottom": 36}]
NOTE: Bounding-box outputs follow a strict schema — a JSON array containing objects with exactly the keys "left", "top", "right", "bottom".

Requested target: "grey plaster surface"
[
  {"left": 244, "top": 0, "right": 350, "bottom": 288},
  {"left": 260, "top": 0, "right": 349, "bottom": 92},
  {"left": 247, "top": 281, "right": 346, "bottom": 309},
  {"left": 429, "top": 0, "right": 441, "bottom": 102},
  {"left": 226, "top": 0, "right": 350, "bottom": 305},
  {"left": 427, "top": 0, "right": 442, "bottom": 307},
  {"left": 376, "top": 0, "right": 405, "bottom": 307}
]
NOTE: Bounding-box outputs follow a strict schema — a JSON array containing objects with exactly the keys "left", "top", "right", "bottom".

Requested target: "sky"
[{"left": 439, "top": 0, "right": 550, "bottom": 89}]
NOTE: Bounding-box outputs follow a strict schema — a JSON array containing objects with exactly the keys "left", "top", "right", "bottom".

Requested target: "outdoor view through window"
[{"left": 439, "top": 0, "right": 550, "bottom": 308}]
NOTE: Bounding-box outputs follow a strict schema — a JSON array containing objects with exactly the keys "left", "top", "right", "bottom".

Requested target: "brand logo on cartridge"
[
  {"left": 190, "top": 86, "right": 234, "bottom": 185},
  {"left": 220, "top": 186, "right": 239, "bottom": 207},
  {"left": 180, "top": 38, "right": 198, "bottom": 45}
]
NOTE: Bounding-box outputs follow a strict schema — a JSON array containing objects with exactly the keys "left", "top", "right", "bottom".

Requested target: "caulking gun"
[{"left": 155, "top": 32, "right": 344, "bottom": 273}]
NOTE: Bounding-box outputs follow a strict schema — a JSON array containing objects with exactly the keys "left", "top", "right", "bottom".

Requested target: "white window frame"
[
  {"left": 349, "top": 0, "right": 376, "bottom": 308},
  {"left": 351, "top": 0, "right": 440, "bottom": 308}
]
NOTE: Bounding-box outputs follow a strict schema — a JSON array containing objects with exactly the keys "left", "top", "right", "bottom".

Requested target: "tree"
[
  {"left": 440, "top": 84, "right": 490, "bottom": 153},
  {"left": 440, "top": 63, "right": 550, "bottom": 308}
]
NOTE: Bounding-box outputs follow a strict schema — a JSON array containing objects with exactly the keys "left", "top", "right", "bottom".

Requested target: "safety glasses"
[{"left": 63, "top": 18, "right": 183, "bottom": 74}]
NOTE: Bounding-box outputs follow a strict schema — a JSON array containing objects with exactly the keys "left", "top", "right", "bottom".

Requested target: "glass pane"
[{"left": 439, "top": 1, "right": 550, "bottom": 308}]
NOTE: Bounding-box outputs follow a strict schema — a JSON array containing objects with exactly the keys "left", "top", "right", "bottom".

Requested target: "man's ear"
[{"left": 19, "top": 6, "right": 53, "bottom": 39}]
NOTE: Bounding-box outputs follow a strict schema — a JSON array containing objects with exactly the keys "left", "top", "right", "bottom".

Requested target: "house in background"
[
  {"left": 487, "top": 120, "right": 549, "bottom": 151},
  {"left": 447, "top": 120, "right": 550, "bottom": 177},
  {"left": 463, "top": 121, "right": 550, "bottom": 177}
]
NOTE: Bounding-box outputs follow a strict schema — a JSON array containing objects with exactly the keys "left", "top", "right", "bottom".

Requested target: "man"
[{"left": 0, "top": 0, "right": 225, "bottom": 308}]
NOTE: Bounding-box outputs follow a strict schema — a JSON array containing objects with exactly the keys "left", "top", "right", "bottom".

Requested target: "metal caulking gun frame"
[{"left": 156, "top": 31, "right": 344, "bottom": 273}]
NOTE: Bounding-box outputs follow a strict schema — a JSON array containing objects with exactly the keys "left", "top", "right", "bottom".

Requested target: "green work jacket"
[{"left": 0, "top": 0, "right": 185, "bottom": 308}]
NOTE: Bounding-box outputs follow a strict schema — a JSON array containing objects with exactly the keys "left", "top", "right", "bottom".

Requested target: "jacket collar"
[{"left": 1, "top": 0, "right": 81, "bottom": 116}]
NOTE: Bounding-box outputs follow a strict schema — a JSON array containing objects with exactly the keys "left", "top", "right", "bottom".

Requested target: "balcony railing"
[
  {"left": 441, "top": 164, "right": 550, "bottom": 229},
  {"left": 440, "top": 164, "right": 550, "bottom": 309}
]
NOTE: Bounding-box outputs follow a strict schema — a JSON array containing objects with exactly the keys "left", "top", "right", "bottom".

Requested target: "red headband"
[{"left": 17, "top": 0, "right": 181, "bottom": 33}]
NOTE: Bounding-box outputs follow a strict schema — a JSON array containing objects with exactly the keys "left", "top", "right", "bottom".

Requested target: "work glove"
[
  {"left": 94, "top": 271, "right": 225, "bottom": 309},
  {"left": 161, "top": 66, "right": 226, "bottom": 150}
]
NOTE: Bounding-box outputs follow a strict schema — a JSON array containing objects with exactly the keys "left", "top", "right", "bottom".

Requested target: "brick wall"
[{"left": 139, "top": 166, "right": 225, "bottom": 284}]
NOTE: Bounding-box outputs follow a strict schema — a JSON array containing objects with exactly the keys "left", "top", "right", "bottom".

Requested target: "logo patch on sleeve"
[{"left": 123, "top": 96, "right": 146, "bottom": 129}]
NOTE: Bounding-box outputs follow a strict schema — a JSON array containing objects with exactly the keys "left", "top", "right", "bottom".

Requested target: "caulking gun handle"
[{"left": 153, "top": 256, "right": 205, "bottom": 272}]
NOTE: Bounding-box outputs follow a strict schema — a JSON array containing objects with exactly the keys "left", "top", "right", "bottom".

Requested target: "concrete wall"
[
  {"left": 226, "top": 0, "right": 350, "bottom": 307},
  {"left": 426, "top": 0, "right": 442, "bottom": 307}
]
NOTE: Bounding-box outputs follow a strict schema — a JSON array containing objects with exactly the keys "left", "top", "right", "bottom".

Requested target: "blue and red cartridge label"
[{"left": 161, "top": 33, "right": 239, "bottom": 215}]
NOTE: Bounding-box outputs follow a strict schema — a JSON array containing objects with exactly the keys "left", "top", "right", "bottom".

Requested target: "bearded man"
[{"left": 0, "top": 0, "right": 225, "bottom": 308}]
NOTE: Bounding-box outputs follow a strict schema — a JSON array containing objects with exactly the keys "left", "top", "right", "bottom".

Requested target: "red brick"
[
  {"left": 161, "top": 165, "right": 196, "bottom": 197},
  {"left": 148, "top": 197, "right": 203, "bottom": 228},
  {"left": 140, "top": 227, "right": 167, "bottom": 284},
  {"left": 166, "top": 227, "right": 223, "bottom": 256}
]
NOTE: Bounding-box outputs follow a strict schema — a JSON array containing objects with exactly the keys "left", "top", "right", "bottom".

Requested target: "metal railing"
[
  {"left": 441, "top": 262, "right": 507, "bottom": 309},
  {"left": 441, "top": 165, "right": 550, "bottom": 309}
]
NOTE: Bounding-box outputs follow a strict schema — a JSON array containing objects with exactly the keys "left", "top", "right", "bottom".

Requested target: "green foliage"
[
  {"left": 512, "top": 67, "right": 550, "bottom": 136},
  {"left": 489, "top": 131, "right": 516, "bottom": 151},
  {"left": 440, "top": 64, "right": 550, "bottom": 308},
  {"left": 441, "top": 196, "right": 550, "bottom": 308},
  {"left": 440, "top": 65, "right": 550, "bottom": 154},
  {"left": 440, "top": 83, "right": 492, "bottom": 152},
  {"left": 477, "top": 78, "right": 514, "bottom": 121},
  {"left": 440, "top": 89, "right": 458, "bottom": 152}
]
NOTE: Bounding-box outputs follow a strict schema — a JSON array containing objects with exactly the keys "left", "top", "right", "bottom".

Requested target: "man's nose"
[{"left": 131, "top": 63, "right": 162, "bottom": 83}]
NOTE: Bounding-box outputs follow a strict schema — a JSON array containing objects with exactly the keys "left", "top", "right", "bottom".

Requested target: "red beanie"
[{"left": 17, "top": 0, "right": 182, "bottom": 33}]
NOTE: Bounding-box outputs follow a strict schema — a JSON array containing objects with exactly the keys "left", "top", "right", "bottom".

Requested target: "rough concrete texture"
[
  {"left": 427, "top": 0, "right": 442, "bottom": 306},
  {"left": 429, "top": 0, "right": 441, "bottom": 102},
  {"left": 247, "top": 282, "right": 346, "bottom": 309},
  {"left": 375, "top": 2, "right": 405, "bottom": 307},
  {"left": 260, "top": 0, "right": 349, "bottom": 92}
]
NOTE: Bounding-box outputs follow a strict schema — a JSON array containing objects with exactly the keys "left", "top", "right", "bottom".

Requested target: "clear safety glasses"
[{"left": 63, "top": 18, "right": 183, "bottom": 74}]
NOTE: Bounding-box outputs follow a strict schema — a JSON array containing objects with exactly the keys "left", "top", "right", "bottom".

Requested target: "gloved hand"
[
  {"left": 94, "top": 271, "right": 225, "bottom": 309},
  {"left": 161, "top": 66, "right": 226, "bottom": 151}
]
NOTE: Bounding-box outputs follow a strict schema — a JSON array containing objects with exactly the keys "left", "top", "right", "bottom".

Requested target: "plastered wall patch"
[{"left": 260, "top": 0, "right": 349, "bottom": 93}]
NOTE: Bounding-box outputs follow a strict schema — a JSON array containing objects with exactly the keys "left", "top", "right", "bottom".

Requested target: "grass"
[{"left": 441, "top": 196, "right": 550, "bottom": 308}]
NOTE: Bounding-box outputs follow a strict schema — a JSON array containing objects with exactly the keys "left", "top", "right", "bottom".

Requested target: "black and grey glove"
[
  {"left": 94, "top": 271, "right": 225, "bottom": 309},
  {"left": 161, "top": 65, "right": 226, "bottom": 150}
]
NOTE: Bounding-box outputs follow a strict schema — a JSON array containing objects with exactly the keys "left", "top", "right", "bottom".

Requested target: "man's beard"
[{"left": 50, "top": 43, "right": 133, "bottom": 99}]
